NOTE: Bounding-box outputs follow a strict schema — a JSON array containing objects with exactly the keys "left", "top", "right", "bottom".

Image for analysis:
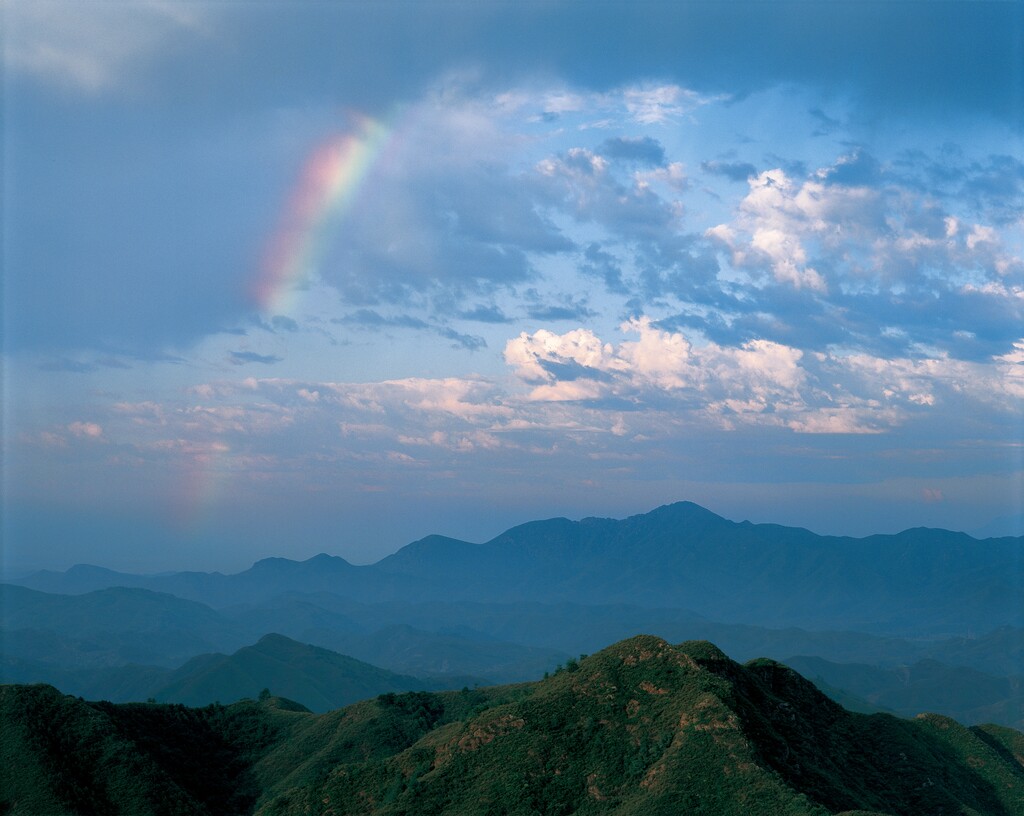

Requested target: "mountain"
[
  {"left": 1, "top": 633, "right": 482, "bottom": 714},
  {"left": 0, "top": 584, "right": 249, "bottom": 667},
  {"left": 4, "top": 637, "right": 1024, "bottom": 815},
  {"left": 15, "top": 502, "right": 1022, "bottom": 635},
  {"left": 6, "top": 581, "right": 1023, "bottom": 727},
  {"left": 150, "top": 634, "right": 449, "bottom": 712},
  {"left": 16, "top": 552, "right": 366, "bottom": 608},
  {"left": 786, "top": 655, "right": 1024, "bottom": 729},
  {"left": 292, "top": 624, "right": 566, "bottom": 684}
]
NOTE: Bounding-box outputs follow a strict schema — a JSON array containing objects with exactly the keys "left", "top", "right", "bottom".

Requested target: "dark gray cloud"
[
  {"left": 229, "top": 351, "right": 283, "bottom": 365},
  {"left": 579, "top": 243, "right": 629, "bottom": 295},
  {"left": 821, "top": 149, "right": 882, "bottom": 187},
  {"left": 437, "top": 327, "right": 486, "bottom": 351},
  {"left": 962, "top": 154, "right": 1024, "bottom": 224},
  {"left": 8, "top": 2, "right": 1018, "bottom": 357},
  {"left": 523, "top": 288, "right": 597, "bottom": 322},
  {"left": 121, "top": 2, "right": 1021, "bottom": 129},
  {"left": 525, "top": 303, "right": 597, "bottom": 322},
  {"left": 533, "top": 148, "right": 679, "bottom": 245},
  {"left": 599, "top": 136, "right": 666, "bottom": 166},
  {"left": 701, "top": 160, "right": 757, "bottom": 182},
  {"left": 458, "top": 304, "right": 513, "bottom": 323},
  {"left": 808, "top": 107, "right": 842, "bottom": 134},
  {"left": 334, "top": 309, "right": 487, "bottom": 351},
  {"left": 325, "top": 161, "right": 573, "bottom": 310}
]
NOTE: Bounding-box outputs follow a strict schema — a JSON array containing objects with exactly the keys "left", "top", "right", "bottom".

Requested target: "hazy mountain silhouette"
[
  {"left": 785, "top": 655, "right": 1024, "bottom": 730},
  {"left": 17, "top": 502, "right": 1022, "bottom": 634}
]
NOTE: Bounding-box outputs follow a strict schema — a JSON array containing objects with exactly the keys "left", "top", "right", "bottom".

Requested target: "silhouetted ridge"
[{"left": 12, "top": 500, "right": 1023, "bottom": 632}]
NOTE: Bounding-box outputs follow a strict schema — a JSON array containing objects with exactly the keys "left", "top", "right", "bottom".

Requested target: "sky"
[{"left": 3, "top": 1, "right": 1023, "bottom": 573}]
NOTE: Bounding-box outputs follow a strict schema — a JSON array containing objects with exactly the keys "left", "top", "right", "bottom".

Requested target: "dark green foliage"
[{"left": 4, "top": 637, "right": 1024, "bottom": 816}]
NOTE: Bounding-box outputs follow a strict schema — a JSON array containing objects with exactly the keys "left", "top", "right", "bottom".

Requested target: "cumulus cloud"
[
  {"left": 504, "top": 319, "right": 1024, "bottom": 432},
  {"left": 506, "top": 319, "right": 804, "bottom": 414},
  {"left": 701, "top": 151, "right": 1024, "bottom": 358}
]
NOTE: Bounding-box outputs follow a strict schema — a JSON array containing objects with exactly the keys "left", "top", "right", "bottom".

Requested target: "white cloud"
[
  {"left": 707, "top": 157, "right": 1023, "bottom": 306},
  {"left": 622, "top": 84, "right": 710, "bottom": 124},
  {"left": 505, "top": 317, "right": 807, "bottom": 407},
  {"left": 504, "top": 319, "right": 1023, "bottom": 432},
  {"left": 67, "top": 421, "right": 103, "bottom": 439}
]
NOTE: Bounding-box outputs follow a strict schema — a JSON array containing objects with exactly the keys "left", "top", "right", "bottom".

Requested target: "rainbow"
[
  {"left": 168, "top": 440, "right": 233, "bottom": 534},
  {"left": 252, "top": 115, "right": 391, "bottom": 315}
]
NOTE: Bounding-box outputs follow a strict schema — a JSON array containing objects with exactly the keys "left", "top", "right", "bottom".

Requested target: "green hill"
[
  {"left": 1, "top": 634, "right": 482, "bottom": 713},
  {"left": 152, "top": 634, "right": 442, "bottom": 712},
  {"left": 3, "top": 636, "right": 1024, "bottom": 815}
]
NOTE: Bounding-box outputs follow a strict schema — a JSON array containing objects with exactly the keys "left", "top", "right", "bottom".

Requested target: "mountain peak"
[{"left": 644, "top": 501, "right": 730, "bottom": 524}]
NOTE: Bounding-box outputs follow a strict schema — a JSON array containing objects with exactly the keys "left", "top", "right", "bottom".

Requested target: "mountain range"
[
  {"left": 16, "top": 502, "right": 1022, "bottom": 635},
  {"left": 4, "top": 636, "right": 1024, "bottom": 816},
  {"left": 4, "top": 501, "right": 1023, "bottom": 730}
]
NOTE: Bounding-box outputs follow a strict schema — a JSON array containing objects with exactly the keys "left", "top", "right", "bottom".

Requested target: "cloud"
[
  {"left": 961, "top": 154, "right": 1024, "bottom": 225},
  {"left": 336, "top": 310, "right": 430, "bottom": 330},
  {"left": 534, "top": 147, "right": 681, "bottom": 243},
  {"left": 820, "top": 149, "right": 882, "bottom": 187},
  {"left": 504, "top": 318, "right": 1024, "bottom": 432},
  {"left": 923, "top": 487, "right": 945, "bottom": 503},
  {"left": 458, "top": 304, "right": 513, "bottom": 323},
  {"left": 229, "top": 351, "right": 283, "bottom": 366},
  {"left": 67, "top": 421, "right": 103, "bottom": 439},
  {"left": 578, "top": 243, "right": 629, "bottom": 295},
  {"left": 437, "top": 327, "right": 487, "bottom": 351},
  {"left": 699, "top": 151, "right": 1024, "bottom": 358},
  {"left": 523, "top": 289, "right": 597, "bottom": 322},
  {"left": 334, "top": 309, "right": 485, "bottom": 350},
  {"left": 5, "top": 0, "right": 212, "bottom": 93},
  {"left": 701, "top": 160, "right": 757, "bottom": 182},
  {"left": 599, "top": 136, "right": 666, "bottom": 166},
  {"left": 622, "top": 84, "right": 713, "bottom": 124}
]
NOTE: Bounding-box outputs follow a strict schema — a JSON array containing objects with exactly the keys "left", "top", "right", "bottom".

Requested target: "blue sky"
[{"left": 3, "top": 1, "right": 1023, "bottom": 572}]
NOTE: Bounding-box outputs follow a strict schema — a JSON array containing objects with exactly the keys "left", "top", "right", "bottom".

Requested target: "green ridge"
[{"left": 3, "top": 636, "right": 1023, "bottom": 816}]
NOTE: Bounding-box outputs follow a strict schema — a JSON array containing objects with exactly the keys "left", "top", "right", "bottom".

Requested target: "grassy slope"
[{"left": 259, "top": 637, "right": 1024, "bottom": 816}]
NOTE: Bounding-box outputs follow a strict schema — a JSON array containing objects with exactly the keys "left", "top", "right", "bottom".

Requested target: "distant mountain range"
[
  {"left": 785, "top": 655, "right": 1024, "bottom": 730},
  {"left": 4, "top": 636, "right": 1023, "bottom": 816},
  {"left": 4, "top": 501, "right": 1023, "bottom": 731},
  {"left": 15, "top": 502, "right": 1022, "bottom": 634}
]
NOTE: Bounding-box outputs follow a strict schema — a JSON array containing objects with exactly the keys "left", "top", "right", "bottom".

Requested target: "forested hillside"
[{"left": 4, "top": 637, "right": 1023, "bottom": 816}]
